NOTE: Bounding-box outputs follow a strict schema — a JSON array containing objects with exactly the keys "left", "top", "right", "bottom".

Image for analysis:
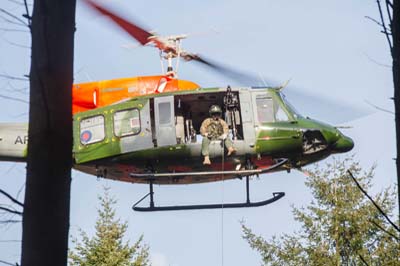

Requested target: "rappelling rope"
[{"left": 220, "top": 137, "right": 225, "bottom": 266}]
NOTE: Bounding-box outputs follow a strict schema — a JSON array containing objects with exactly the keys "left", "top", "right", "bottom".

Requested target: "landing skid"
[
  {"left": 132, "top": 177, "right": 284, "bottom": 212},
  {"left": 131, "top": 159, "right": 287, "bottom": 212}
]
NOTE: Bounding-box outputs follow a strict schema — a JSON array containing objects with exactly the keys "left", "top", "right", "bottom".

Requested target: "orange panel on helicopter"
[{"left": 72, "top": 75, "right": 200, "bottom": 114}]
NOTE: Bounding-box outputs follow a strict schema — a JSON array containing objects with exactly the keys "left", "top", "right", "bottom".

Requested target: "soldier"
[{"left": 200, "top": 105, "right": 236, "bottom": 165}]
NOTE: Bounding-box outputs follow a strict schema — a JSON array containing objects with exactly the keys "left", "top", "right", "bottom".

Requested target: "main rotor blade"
[
  {"left": 187, "top": 54, "right": 371, "bottom": 123},
  {"left": 185, "top": 54, "right": 370, "bottom": 123},
  {"left": 283, "top": 88, "right": 371, "bottom": 124},
  {"left": 84, "top": 0, "right": 153, "bottom": 45},
  {"left": 186, "top": 53, "right": 278, "bottom": 87}
]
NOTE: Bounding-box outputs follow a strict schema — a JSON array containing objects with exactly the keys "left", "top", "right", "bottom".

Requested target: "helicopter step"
[{"left": 131, "top": 158, "right": 287, "bottom": 212}]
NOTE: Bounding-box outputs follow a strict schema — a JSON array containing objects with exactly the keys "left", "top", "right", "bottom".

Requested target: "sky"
[{"left": 0, "top": 0, "right": 397, "bottom": 265}]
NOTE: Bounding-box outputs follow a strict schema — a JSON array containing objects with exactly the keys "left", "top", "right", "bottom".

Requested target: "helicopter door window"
[
  {"left": 255, "top": 96, "right": 274, "bottom": 123},
  {"left": 159, "top": 102, "right": 171, "bottom": 125},
  {"left": 80, "top": 115, "right": 105, "bottom": 145},
  {"left": 113, "top": 108, "right": 141, "bottom": 137}
]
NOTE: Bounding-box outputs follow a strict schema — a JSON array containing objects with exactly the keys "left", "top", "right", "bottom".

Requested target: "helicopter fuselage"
[{"left": 70, "top": 86, "right": 353, "bottom": 184}]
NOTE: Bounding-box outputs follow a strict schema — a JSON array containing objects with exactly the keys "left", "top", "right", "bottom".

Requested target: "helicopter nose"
[{"left": 332, "top": 135, "right": 354, "bottom": 153}]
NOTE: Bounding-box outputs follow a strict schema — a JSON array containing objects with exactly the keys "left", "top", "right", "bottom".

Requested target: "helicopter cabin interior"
[{"left": 149, "top": 90, "right": 244, "bottom": 147}]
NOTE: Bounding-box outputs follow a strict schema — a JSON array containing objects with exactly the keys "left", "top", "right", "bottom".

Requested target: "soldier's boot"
[
  {"left": 203, "top": 156, "right": 211, "bottom": 165},
  {"left": 227, "top": 147, "right": 236, "bottom": 156}
]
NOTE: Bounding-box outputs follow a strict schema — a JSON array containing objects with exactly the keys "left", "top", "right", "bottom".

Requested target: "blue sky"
[{"left": 0, "top": 1, "right": 397, "bottom": 265}]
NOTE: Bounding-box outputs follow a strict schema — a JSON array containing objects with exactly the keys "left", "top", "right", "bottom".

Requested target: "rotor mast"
[{"left": 157, "top": 34, "right": 188, "bottom": 78}]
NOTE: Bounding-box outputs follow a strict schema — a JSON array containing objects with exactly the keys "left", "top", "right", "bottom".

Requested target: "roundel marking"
[{"left": 80, "top": 130, "right": 92, "bottom": 143}]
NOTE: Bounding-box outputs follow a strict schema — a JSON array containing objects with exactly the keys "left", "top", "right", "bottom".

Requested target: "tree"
[
  {"left": 370, "top": 0, "right": 400, "bottom": 220},
  {"left": 69, "top": 189, "right": 150, "bottom": 266},
  {"left": 21, "top": 0, "right": 76, "bottom": 265},
  {"left": 242, "top": 158, "right": 399, "bottom": 266},
  {"left": 392, "top": 0, "right": 400, "bottom": 221}
]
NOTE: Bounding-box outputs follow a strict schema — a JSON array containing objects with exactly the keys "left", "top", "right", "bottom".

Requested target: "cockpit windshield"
[{"left": 279, "top": 92, "right": 303, "bottom": 119}]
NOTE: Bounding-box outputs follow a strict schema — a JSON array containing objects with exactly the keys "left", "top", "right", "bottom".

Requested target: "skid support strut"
[
  {"left": 246, "top": 176, "right": 250, "bottom": 204},
  {"left": 149, "top": 180, "right": 154, "bottom": 208}
]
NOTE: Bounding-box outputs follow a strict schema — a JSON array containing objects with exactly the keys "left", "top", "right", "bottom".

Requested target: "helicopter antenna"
[{"left": 277, "top": 79, "right": 291, "bottom": 90}]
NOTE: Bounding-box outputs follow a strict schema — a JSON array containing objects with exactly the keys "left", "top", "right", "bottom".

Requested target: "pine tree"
[
  {"left": 242, "top": 158, "right": 399, "bottom": 266},
  {"left": 69, "top": 189, "right": 150, "bottom": 266}
]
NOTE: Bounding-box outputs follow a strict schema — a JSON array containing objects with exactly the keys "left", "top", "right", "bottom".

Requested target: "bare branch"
[
  {"left": 365, "top": 15, "right": 384, "bottom": 27},
  {"left": 0, "top": 206, "right": 22, "bottom": 216},
  {"left": 376, "top": 0, "right": 393, "bottom": 54},
  {"left": 0, "top": 36, "right": 30, "bottom": 49},
  {"left": 385, "top": 0, "right": 393, "bottom": 26},
  {"left": 365, "top": 100, "right": 394, "bottom": 114},
  {"left": 347, "top": 170, "right": 400, "bottom": 233},
  {"left": 0, "top": 94, "right": 28, "bottom": 104},
  {"left": 0, "top": 74, "right": 28, "bottom": 81},
  {"left": 15, "top": 183, "right": 25, "bottom": 201},
  {"left": 23, "top": 0, "right": 31, "bottom": 27},
  {"left": 6, "top": 0, "right": 24, "bottom": 5},
  {"left": 0, "top": 15, "right": 25, "bottom": 27},
  {"left": 4, "top": 82, "right": 29, "bottom": 95},
  {"left": 12, "top": 112, "right": 28, "bottom": 118},
  {"left": 0, "top": 240, "right": 21, "bottom": 243},
  {"left": 0, "top": 8, "right": 27, "bottom": 27},
  {"left": 363, "top": 52, "right": 392, "bottom": 68},
  {"left": 0, "top": 28, "right": 28, "bottom": 33},
  {"left": 0, "top": 189, "right": 24, "bottom": 207},
  {"left": 0, "top": 259, "right": 18, "bottom": 266},
  {"left": 0, "top": 220, "right": 21, "bottom": 224}
]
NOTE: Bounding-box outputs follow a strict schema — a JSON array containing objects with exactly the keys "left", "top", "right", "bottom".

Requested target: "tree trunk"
[
  {"left": 21, "top": 0, "right": 76, "bottom": 265},
  {"left": 393, "top": 0, "right": 400, "bottom": 221}
]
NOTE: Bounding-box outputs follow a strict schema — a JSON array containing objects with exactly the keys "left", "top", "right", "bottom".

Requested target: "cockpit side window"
[
  {"left": 256, "top": 96, "right": 274, "bottom": 123},
  {"left": 280, "top": 92, "right": 303, "bottom": 119},
  {"left": 275, "top": 101, "right": 289, "bottom": 121}
]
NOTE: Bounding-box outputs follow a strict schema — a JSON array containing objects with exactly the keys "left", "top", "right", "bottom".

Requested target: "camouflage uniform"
[{"left": 200, "top": 117, "right": 234, "bottom": 156}]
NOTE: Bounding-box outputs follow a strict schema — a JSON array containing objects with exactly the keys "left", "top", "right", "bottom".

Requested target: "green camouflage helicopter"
[{"left": 0, "top": 0, "right": 354, "bottom": 211}]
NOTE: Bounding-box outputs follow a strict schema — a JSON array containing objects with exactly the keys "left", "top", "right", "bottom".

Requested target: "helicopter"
[{"left": 0, "top": 0, "right": 354, "bottom": 212}]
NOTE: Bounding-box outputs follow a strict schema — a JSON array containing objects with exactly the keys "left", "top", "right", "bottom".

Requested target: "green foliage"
[
  {"left": 242, "top": 158, "right": 400, "bottom": 266},
  {"left": 69, "top": 188, "right": 150, "bottom": 266}
]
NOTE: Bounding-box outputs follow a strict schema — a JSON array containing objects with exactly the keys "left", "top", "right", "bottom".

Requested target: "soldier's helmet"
[{"left": 209, "top": 105, "right": 222, "bottom": 116}]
